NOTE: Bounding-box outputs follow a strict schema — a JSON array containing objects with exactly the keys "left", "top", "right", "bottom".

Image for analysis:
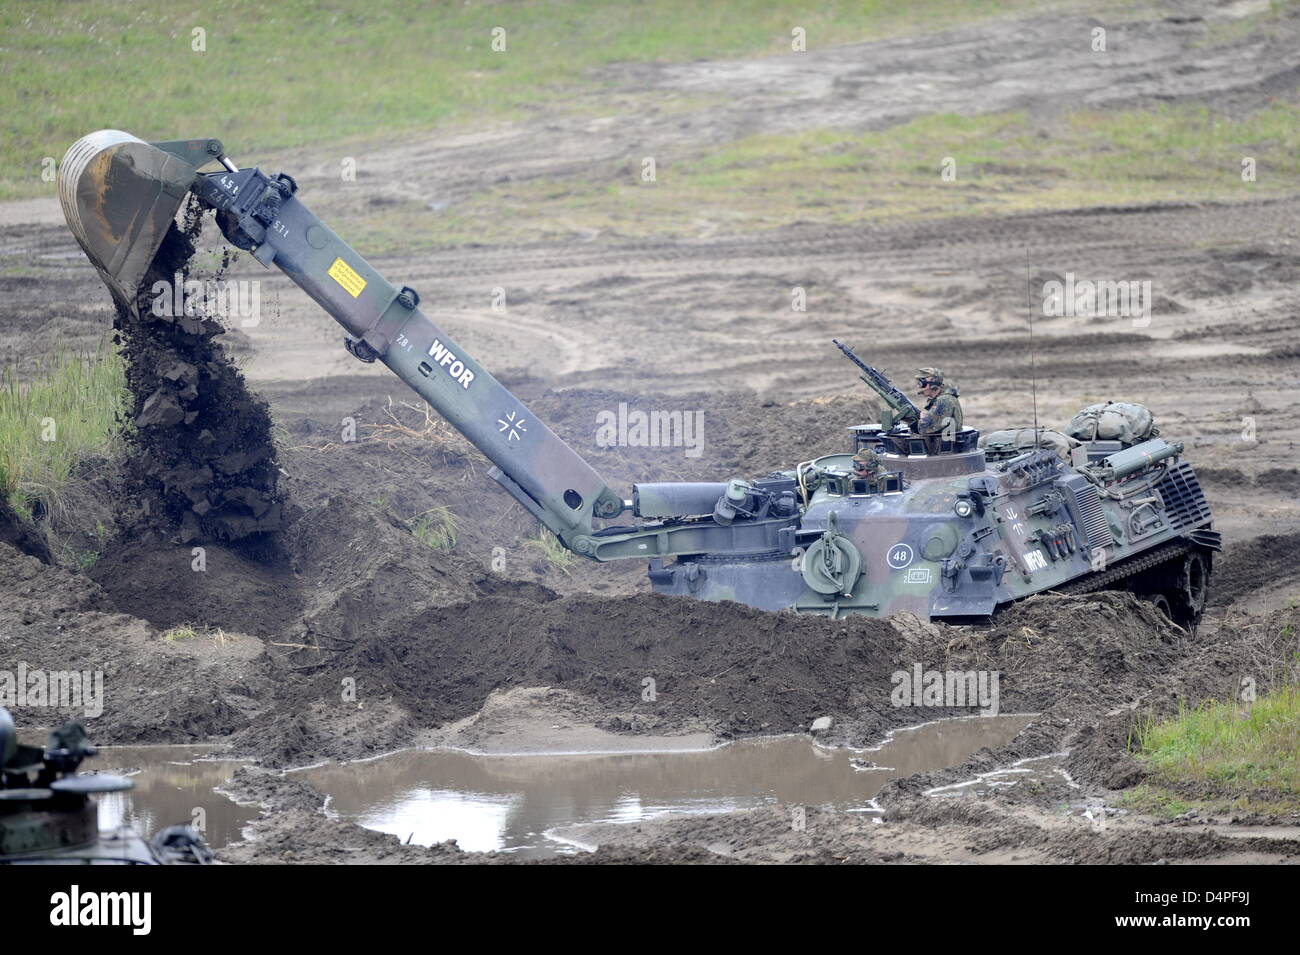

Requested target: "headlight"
[{"left": 953, "top": 498, "right": 974, "bottom": 518}]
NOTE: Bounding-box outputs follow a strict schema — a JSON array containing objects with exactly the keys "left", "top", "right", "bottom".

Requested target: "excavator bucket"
[{"left": 58, "top": 130, "right": 224, "bottom": 307}]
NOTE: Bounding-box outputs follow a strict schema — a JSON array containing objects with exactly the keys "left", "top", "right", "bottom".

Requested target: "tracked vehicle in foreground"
[
  {"left": 58, "top": 130, "right": 1218, "bottom": 626},
  {"left": 0, "top": 708, "right": 211, "bottom": 864}
]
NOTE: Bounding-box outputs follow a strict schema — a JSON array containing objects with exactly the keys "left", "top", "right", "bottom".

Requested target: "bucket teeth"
[{"left": 58, "top": 130, "right": 201, "bottom": 307}]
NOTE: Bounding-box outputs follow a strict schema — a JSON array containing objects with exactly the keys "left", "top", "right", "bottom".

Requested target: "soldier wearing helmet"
[
  {"left": 914, "top": 367, "right": 963, "bottom": 436},
  {"left": 851, "top": 446, "right": 889, "bottom": 489}
]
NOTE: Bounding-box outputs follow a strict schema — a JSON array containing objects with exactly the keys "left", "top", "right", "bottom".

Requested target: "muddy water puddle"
[
  {"left": 93, "top": 745, "right": 256, "bottom": 849},
  {"left": 299, "top": 714, "right": 1033, "bottom": 858}
]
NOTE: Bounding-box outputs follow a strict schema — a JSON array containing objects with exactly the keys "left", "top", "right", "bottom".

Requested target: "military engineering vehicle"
[{"left": 57, "top": 131, "right": 1218, "bottom": 627}]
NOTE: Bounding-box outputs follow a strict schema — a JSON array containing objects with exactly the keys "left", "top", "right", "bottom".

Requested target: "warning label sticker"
[{"left": 327, "top": 257, "right": 367, "bottom": 298}]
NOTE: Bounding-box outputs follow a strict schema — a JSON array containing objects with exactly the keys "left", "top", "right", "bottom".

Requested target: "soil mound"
[
  {"left": 283, "top": 495, "right": 485, "bottom": 647},
  {"left": 235, "top": 586, "right": 1189, "bottom": 765},
  {"left": 0, "top": 541, "right": 267, "bottom": 743},
  {"left": 89, "top": 538, "right": 304, "bottom": 637}
]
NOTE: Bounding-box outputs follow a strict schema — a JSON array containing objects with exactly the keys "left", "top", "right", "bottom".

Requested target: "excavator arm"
[
  {"left": 60, "top": 130, "right": 626, "bottom": 555},
  {"left": 58, "top": 130, "right": 804, "bottom": 563},
  {"left": 186, "top": 152, "right": 631, "bottom": 553}
]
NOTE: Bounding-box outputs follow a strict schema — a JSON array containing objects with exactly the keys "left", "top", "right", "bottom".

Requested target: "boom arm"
[
  {"left": 58, "top": 130, "right": 812, "bottom": 565},
  {"left": 58, "top": 131, "right": 627, "bottom": 556},
  {"left": 198, "top": 163, "right": 630, "bottom": 553},
  {"left": 188, "top": 163, "right": 631, "bottom": 553}
]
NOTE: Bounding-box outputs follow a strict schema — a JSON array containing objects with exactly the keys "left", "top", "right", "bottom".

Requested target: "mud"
[
  {"left": 1208, "top": 531, "right": 1300, "bottom": 608},
  {"left": 110, "top": 204, "right": 281, "bottom": 549},
  {"left": 6, "top": 496, "right": 1298, "bottom": 863},
  {"left": 271, "top": 718, "right": 1031, "bottom": 857}
]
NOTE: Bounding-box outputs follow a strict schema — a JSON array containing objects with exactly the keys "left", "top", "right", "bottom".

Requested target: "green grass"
[
  {"left": 1133, "top": 685, "right": 1300, "bottom": 797},
  {"left": 2, "top": 0, "right": 1081, "bottom": 199},
  {"left": 163, "top": 624, "right": 198, "bottom": 642},
  {"left": 439, "top": 100, "right": 1300, "bottom": 243},
  {"left": 1113, "top": 785, "right": 1196, "bottom": 819},
  {"left": 0, "top": 345, "right": 128, "bottom": 520},
  {"left": 411, "top": 505, "right": 458, "bottom": 551},
  {"left": 522, "top": 527, "right": 573, "bottom": 575}
]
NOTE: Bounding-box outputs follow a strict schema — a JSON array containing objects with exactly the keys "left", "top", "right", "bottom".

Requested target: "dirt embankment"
[{"left": 5, "top": 477, "right": 1296, "bottom": 771}]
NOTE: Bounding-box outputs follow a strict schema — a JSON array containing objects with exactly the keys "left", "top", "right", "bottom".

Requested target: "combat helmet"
[{"left": 917, "top": 367, "right": 945, "bottom": 392}]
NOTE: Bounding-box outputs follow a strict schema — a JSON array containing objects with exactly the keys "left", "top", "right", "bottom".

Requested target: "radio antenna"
[{"left": 1028, "top": 266, "right": 1039, "bottom": 443}]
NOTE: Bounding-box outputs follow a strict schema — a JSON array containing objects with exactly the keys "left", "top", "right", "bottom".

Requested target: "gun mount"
[{"left": 833, "top": 338, "right": 921, "bottom": 429}]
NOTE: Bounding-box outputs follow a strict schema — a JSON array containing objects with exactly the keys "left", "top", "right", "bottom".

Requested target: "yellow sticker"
[{"left": 327, "top": 257, "right": 367, "bottom": 298}]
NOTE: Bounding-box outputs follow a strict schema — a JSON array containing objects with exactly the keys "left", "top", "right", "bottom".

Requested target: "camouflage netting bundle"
[
  {"left": 1066, "top": 401, "right": 1157, "bottom": 445},
  {"left": 980, "top": 428, "right": 1079, "bottom": 461},
  {"left": 112, "top": 205, "right": 282, "bottom": 547}
]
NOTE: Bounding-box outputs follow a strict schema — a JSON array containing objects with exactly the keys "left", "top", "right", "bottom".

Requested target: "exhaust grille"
[
  {"left": 1156, "top": 463, "right": 1212, "bottom": 530},
  {"left": 1058, "top": 475, "right": 1113, "bottom": 552}
]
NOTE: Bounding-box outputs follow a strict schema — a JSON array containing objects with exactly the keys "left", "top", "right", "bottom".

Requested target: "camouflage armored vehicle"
[
  {"left": 0, "top": 708, "right": 212, "bottom": 865},
  {"left": 57, "top": 131, "right": 1218, "bottom": 627},
  {"left": 641, "top": 366, "right": 1217, "bottom": 627}
]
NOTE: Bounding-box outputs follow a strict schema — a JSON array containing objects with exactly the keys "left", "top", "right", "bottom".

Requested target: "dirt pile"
[
  {"left": 88, "top": 538, "right": 304, "bottom": 636},
  {"left": 85, "top": 491, "right": 491, "bottom": 639},
  {"left": 283, "top": 496, "right": 488, "bottom": 646},
  {"left": 234, "top": 580, "right": 1201, "bottom": 766},
  {"left": 0, "top": 541, "right": 268, "bottom": 743},
  {"left": 111, "top": 204, "right": 281, "bottom": 548}
]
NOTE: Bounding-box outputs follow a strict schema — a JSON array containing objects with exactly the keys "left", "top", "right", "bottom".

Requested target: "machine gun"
[{"left": 831, "top": 339, "right": 920, "bottom": 430}]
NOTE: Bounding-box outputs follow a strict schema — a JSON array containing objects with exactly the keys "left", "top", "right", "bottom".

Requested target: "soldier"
[
  {"left": 852, "top": 446, "right": 889, "bottom": 490},
  {"left": 914, "top": 367, "right": 963, "bottom": 436}
]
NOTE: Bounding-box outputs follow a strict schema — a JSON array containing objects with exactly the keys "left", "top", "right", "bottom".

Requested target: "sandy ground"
[{"left": 2, "top": 0, "right": 1299, "bottom": 863}]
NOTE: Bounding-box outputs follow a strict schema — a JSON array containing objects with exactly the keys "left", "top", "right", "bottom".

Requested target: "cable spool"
[{"left": 800, "top": 513, "right": 863, "bottom": 596}]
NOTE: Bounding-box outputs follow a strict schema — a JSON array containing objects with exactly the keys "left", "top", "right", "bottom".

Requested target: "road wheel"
[
  {"left": 1168, "top": 550, "right": 1211, "bottom": 632},
  {"left": 1144, "top": 592, "right": 1174, "bottom": 622}
]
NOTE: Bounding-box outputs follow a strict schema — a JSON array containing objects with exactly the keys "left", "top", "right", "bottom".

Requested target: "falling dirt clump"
[{"left": 111, "top": 202, "right": 281, "bottom": 549}]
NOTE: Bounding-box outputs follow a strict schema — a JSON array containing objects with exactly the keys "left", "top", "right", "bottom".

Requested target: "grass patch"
[
  {"left": 1132, "top": 684, "right": 1300, "bottom": 796},
  {"left": 441, "top": 100, "right": 1300, "bottom": 243},
  {"left": 0, "top": 344, "right": 128, "bottom": 521},
  {"left": 162, "top": 624, "right": 234, "bottom": 645},
  {"left": 521, "top": 527, "right": 574, "bottom": 575},
  {"left": 3, "top": 0, "right": 1087, "bottom": 199},
  {"left": 411, "top": 505, "right": 458, "bottom": 551},
  {"left": 1113, "top": 785, "right": 1197, "bottom": 819},
  {"left": 1116, "top": 783, "right": 1300, "bottom": 819},
  {"left": 163, "top": 624, "right": 198, "bottom": 642}
]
